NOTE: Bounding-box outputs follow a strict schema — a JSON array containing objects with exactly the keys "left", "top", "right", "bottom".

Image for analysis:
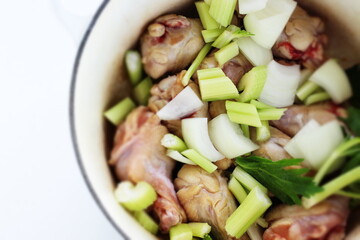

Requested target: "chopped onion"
[
  {"left": 238, "top": 0, "right": 268, "bottom": 14},
  {"left": 285, "top": 120, "right": 344, "bottom": 170},
  {"left": 309, "top": 59, "right": 352, "bottom": 104},
  {"left": 157, "top": 86, "right": 203, "bottom": 120},
  {"left": 166, "top": 149, "right": 195, "bottom": 165},
  {"left": 209, "top": 114, "right": 259, "bottom": 158},
  {"left": 182, "top": 118, "right": 224, "bottom": 162},
  {"left": 259, "top": 60, "right": 301, "bottom": 107},
  {"left": 236, "top": 37, "right": 273, "bottom": 66},
  {"left": 244, "top": 0, "right": 297, "bottom": 49}
]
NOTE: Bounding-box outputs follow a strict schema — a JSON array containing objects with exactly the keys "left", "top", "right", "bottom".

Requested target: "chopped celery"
[
  {"left": 196, "top": 1, "right": 219, "bottom": 30},
  {"left": 104, "top": 97, "right": 136, "bottom": 125},
  {"left": 314, "top": 138, "right": 360, "bottom": 184},
  {"left": 182, "top": 43, "right": 212, "bottom": 86},
  {"left": 202, "top": 28, "right": 225, "bottom": 43},
  {"left": 237, "top": 65, "right": 267, "bottom": 102},
  {"left": 199, "top": 76, "right": 239, "bottom": 101},
  {"left": 256, "top": 217, "right": 268, "bottom": 228},
  {"left": 170, "top": 224, "right": 193, "bottom": 240},
  {"left": 215, "top": 42, "right": 239, "bottom": 66},
  {"left": 302, "top": 167, "right": 360, "bottom": 209},
  {"left": 296, "top": 81, "right": 320, "bottom": 101},
  {"left": 161, "top": 133, "right": 187, "bottom": 152},
  {"left": 240, "top": 124, "right": 250, "bottom": 139},
  {"left": 204, "top": 0, "right": 212, "bottom": 4},
  {"left": 197, "top": 67, "right": 225, "bottom": 80},
  {"left": 304, "top": 92, "right": 331, "bottom": 105},
  {"left": 225, "top": 186, "right": 272, "bottom": 238},
  {"left": 166, "top": 150, "right": 196, "bottom": 165},
  {"left": 115, "top": 181, "right": 157, "bottom": 211},
  {"left": 133, "top": 77, "right": 152, "bottom": 105},
  {"left": 209, "top": 0, "right": 238, "bottom": 27},
  {"left": 246, "top": 224, "right": 263, "bottom": 240},
  {"left": 188, "top": 223, "right": 211, "bottom": 238},
  {"left": 250, "top": 100, "right": 273, "bottom": 110},
  {"left": 181, "top": 149, "right": 218, "bottom": 173},
  {"left": 336, "top": 190, "right": 360, "bottom": 199},
  {"left": 258, "top": 108, "right": 286, "bottom": 121},
  {"left": 256, "top": 121, "right": 270, "bottom": 142},
  {"left": 125, "top": 50, "right": 143, "bottom": 85},
  {"left": 133, "top": 211, "right": 159, "bottom": 235},
  {"left": 228, "top": 177, "right": 248, "bottom": 203},
  {"left": 232, "top": 167, "right": 267, "bottom": 192},
  {"left": 212, "top": 30, "right": 234, "bottom": 48},
  {"left": 226, "top": 101, "right": 262, "bottom": 127}
]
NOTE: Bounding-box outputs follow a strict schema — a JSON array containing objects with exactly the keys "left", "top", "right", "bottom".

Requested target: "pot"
[{"left": 70, "top": 0, "right": 360, "bottom": 239}]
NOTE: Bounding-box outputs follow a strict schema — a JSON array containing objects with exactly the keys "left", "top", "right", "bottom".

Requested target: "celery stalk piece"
[
  {"left": 170, "top": 224, "right": 193, "bottom": 240},
  {"left": 304, "top": 92, "right": 331, "bottom": 105},
  {"left": 197, "top": 67, "right": 225, "bottom": 80},
  {"left": 228, "top": 177, "right": 248, "bottom": 203},
  {"left": 212, "top": 30, "right": 234, "bottom": 48},
  {"left": 125, "top": 50, "right": 143, "bottom": 85},
  {"left": 202, "top": 28, "right": 225, "bottom": 43},
  {"left": 195, "top": 2, "right": 219, "bottom": 30},
  {"left": 250, "top": 100, "right": 273, "bottom": 110},
  {"left": 181, "top": 149, "right": 218, "bottom": 173},
  {"left": 204, "top": 0, "right": 212, "bottom": 5},
  {"left": 225, "top": 186, "right": 272, "bottom": 238},
  {"left": 133, "top": 211, "right": 159, "bottom": 235},
  {"left": 296, "top": 81, "right": 320, "bottom": 101},
  {"left": 256, "top": 217, "right": 269, "bottom": 228},
  {"left": 246, "top": 224, "right": 263, "bottom": 240},
  {"left": 115, "top": 181, "right": 157, "bottom": 211},
  {"left": 302, "top": 167, "right": 360, "bottom": 209},
  {"left": 240, "top": 124, "right": 250, "bottom": 139},
  {"left": 309, "top": 59, "right": 352, "bottom": 104},
  {"left": 133, "top": 77, "right": 152, "bottom": 105},
  {"left": 258, "top": 108, "right": 287, "bottom": 121},
  {"left": 209, "top": 114, "right": 259, "bottom": 159},
  {"left": 161, "top": 133, "right": 187, "bottom": 152},
  {"left": 166, "top": 150, "right": 196, "bottom": 165},
  {"left": 314, "top": 138, "right": 360, "bottom": 184},
  {"left": 188, "top": 223, "right": 211, "bottom": 238},
  {"left": 226, "top": 101, "right": 262, "bottom": 127},
  {"left": 215, "top": 42, "right": 239, "bottom": 66},
  {"left": 336, "top": 190, "right": 360, "bottom": 199},
  {"left": 232, "top": 167, "right": 267, "bottom": 192},
  {"left": 104, "top": 97, "right": 136, "bottom": 125},
  {"left": 199, "top": 76, "right": 239, "bottom": 101},
  {"left": 209, "top": 0, "right": 237, "bottom": 27},
  {"left": 182, "top": 43, "right": 212, "bottom": 86},
  {"left": 237, "top": 65, "right": 267, "bottom": 102},
  {"left": 182, "top": 118, "right": 224, "bottom": 162},
  {"left": 237, "top": 37, "right": 273, "bottom": 66},
  {"left": 256, "top": 121, "right": 271, "bottom": 142}
]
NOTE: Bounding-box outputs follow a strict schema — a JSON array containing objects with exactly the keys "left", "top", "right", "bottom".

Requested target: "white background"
[{"left": 0, "top": 0, "right": 123, "bottom": 239}]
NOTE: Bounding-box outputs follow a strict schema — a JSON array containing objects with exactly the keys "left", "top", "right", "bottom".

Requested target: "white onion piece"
[
  {"left": 182, "top": 118, "right": 224, "bottom": 162},
  {"left": 284, "top": 119, "right": 320, "bottom": 159},
  {"left": 244, "top": 0, "right": 297, "bottom": 49},
  {"left": 259, "top": 60, "right": 301, "bottom": 107},
  {"left": 157, "top": 86, "right": 203, "bottom": 120},
  {"left": 237, "top": 38, "right": 273, "bottom": 66},
  {"left": 166, "top": 150, "right": 196, "bottom": 165},
  {"left": 238, "top": 0, "right": 268, "bottom": 14},
  {"left": 209, "top": 114, "right": 259, "bottom": 158},
  {"left": 309, "top": 59, "right": 352, "bottom": 104}
]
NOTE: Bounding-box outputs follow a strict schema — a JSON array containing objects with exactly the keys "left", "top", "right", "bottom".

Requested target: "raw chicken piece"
[
  {"left": 263, "top": 196, "right": 349, "bottom": 240},
  {"left": 252, "top": 127, "right": 292, "bottom": 161},
  {"left": 175, "top": 165, "right": 249, "bottom": 240},
  {"left": 148, "top": 71, "right": 208, "bottom": 137},
  {"left": 141, "top": 14, "right": 204, "bottom": 79},
  {"left": 215, "top": 157, "right": 233, "bottom": 170},
  {"left": 196, "top": 50, "right": 253, "bottom": 85},
  {"left": 272, "top": 6, "right": 327, "bottom": 69},
  {"left": 109, "top": 107, "right": 186, "bottom": 232},
  {"left": 270, "top": 102, "right": 346, "bottom": 137}
]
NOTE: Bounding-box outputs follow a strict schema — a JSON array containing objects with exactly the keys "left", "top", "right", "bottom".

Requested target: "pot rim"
[{"left": 69, "top": 0, "right": 129, "bottom": 239}]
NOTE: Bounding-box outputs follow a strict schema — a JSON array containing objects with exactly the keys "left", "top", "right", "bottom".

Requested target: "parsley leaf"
[
  {"left": 235, "top": 156, "right": 323, "bottom": 205},
  {"left": 203, "top": 234, "right": 213, "bottom": 240},
  {"left": 343, "top": 107, "right": 360, "bottom": 137}
]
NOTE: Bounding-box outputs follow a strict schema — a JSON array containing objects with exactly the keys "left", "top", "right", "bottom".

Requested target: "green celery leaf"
[
  {"left": 346, "top": 66, "right": 360, "bottom": 108},
  {"left": 235, "top": 156, "right": 323, "bottom": 205},
  {"left": 203, "top": 234, "right": 213, "bottom": 240},
  {"left": 342, "top": 107, "right": 360, "bottom": 137}
]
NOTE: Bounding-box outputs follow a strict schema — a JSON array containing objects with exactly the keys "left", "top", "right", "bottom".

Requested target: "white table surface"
[{"left": 0, "top": 0, "right": 123, "bottom": 239}]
